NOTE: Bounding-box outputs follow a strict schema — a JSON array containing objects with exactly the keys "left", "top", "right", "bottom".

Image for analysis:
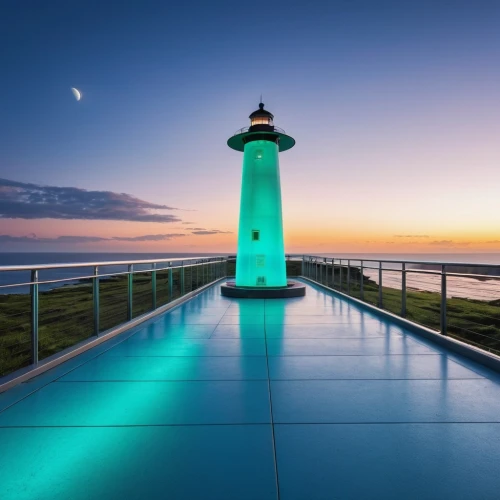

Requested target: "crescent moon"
[{"left": 71, "top": 87, "right": 81, "bottom": 101}]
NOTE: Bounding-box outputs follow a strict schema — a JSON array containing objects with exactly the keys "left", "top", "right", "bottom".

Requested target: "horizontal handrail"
[
  {"left": 232, "top": 126, "right": 287, "bottom": 136},
  {"left": 303, "top": 254, "right": 500, "bottom": 269},
  {"left": 0, "top": 255, "right": 226, "bottom": 273}
]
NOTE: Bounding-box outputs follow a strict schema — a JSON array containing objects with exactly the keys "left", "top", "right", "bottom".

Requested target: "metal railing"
[
  {"left": 0, "top": 256, "right": 228, "bottom": 378},
  {"left": 302, "top": 255, "right": 500, "bottom": 356},
  {"left": 232, "top": 126, "right": 287, "bottom": 136}
]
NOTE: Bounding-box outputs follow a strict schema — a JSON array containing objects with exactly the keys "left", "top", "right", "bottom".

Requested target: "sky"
[{"left": 1, "top": 0, "right": 499, "bottom": 254}]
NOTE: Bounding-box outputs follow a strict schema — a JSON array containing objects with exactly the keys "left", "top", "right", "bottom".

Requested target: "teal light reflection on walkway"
[{"left": 1, "top": 282, "right": 500, "bottom": 499}]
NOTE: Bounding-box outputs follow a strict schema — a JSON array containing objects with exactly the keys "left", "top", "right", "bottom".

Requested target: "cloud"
[
  {"left": 428, "top": 240, "right": 471, "bottom": 247},
  {"left": 0, "top": 233, "right": 186, "bottom": 244},
  {"left": 191, "top": 227, "right": 206, "bottom": 231},
  {"left": 181, "top": 222, "right": 194, "bottom": 225},
  {"left": 0, "top": 178, "right": 183, "bottom": 223},
  {"left": 486, "top": 240, "right": 500, "bottom": 244},
  {"left": 112, "top": 234, "right": 185, "bottom": 242},
  {"left": 393, "top": 235, "right": 430, "bottom": 238},
  {"left": 191, "top": 230, "right": 232, "bottom": 235}
]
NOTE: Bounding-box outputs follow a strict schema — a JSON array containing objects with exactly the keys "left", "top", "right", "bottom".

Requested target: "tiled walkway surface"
[{"left": 2, "top": 280, "right": 500, "bottom": 499}]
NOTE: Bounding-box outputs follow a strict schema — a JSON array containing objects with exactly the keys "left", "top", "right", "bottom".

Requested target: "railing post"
[
  {"left": 378, "top": 261, "right": 383, "bottom": 308},
  {"left": 196, "top": 261, "right": 199, "bottom": 288},
  {"left": 441, "top": 265, "right": 447, "bottom": 334},
  {"left": 331, "top": 258, "right": 334, "bottom": 288},
  {"left": 180, "top": 261, "right": 185, "bottom": 295},
  {"left": 93, "top": 266, "right": 99, "bottom": 335},
  {"left": 168, "top": 264, "right": 173, "bottom": 301},
  {"left": 301, "top": 256, "right": 305, "bottom": 276},
  {"left": 152, "top": 262, "right": 157, "bottom": 310},
  {"left": 127, "top": 264, "right": 133, "bottom": 320},
  {"left": 320, "top": 259, "right": 323, "bottom": 284},
  {"left": 347, "top": 259, "right": 351, "bottom": 295},
  {"left": 339, "top": 260, "right": 343, "bottom": 292},
  {"left": 401, "top": 263, "right": 407, "bottom": 317},
  {"left": 360, "top": 260, "right": 364, "bottom": 300},
  {"left": 30, "top": 269, "right": 39, "bottom": 365}
]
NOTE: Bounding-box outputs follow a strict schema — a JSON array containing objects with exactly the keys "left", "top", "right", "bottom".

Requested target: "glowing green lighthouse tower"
[{"left": 222, "top": 102, "right": 305, "bottom": 298}]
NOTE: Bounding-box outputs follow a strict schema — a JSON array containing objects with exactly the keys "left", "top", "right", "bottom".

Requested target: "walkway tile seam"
[
  {"left": 272, "top": 421, "right": 500, "bottom": 426},
  {"left": 265, "top": 352, "right": 467, "bottom": 357},
  {"left": 51, "top": 377, "right": 486, "bottom": 383},
  {"left": 3, "top": 421, "right": 500, "bottom": 429},
  {"left": 102, "top": 354, "right": 269, "bottom": 357},
  {"left": 55, "top": 379, "right": 271, "bottom": 382},
  {"left": 207, "top": 304, "right": 244, "bottom": 340},
  {"left": 51, "top": 380, "right": 271, "bottom": 384},
  {"left": 99, "top": 354, "right": 447, "bottom": 358},
  {"left": 263, "top": 299, "right": 283, "bottom": 500},
  {"left": 0, "top": 422, "right": 275, "bottom": 429}
]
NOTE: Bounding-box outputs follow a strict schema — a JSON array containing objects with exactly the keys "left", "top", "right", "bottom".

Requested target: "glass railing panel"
[
  {"left": 360, "top": 264, "right": 379, "bottom": 306},
  {"left": 381, "top": 269, "right": 402, "bottom": 316},
  {"left": 132, "top": 271, "right": 153, "bottom": 318},
  {"left": 38, "top": 278, "right": 94, "bottom": 361},
  {"left": 171, "top": 268, "right": 182, "bottom": 300},
  {"left": 446, "top": 274, "right": 500, "bottom": 355},
  {"left": 185, "top": 266, "right": 193, "bottom": 294},
  {"left": 286, "top": 259, "right": 302, "bottom": 277},
  {"left": 99, "top": 274, "right": 128, "bottom": 333},
  {"left": 156, "top": 269, "right": 170, "bottom": 307},
  {"left": 226, "top": 259, "right": 236, "bottom": 277},
  {"left": 348, "top": 262, "right": 363, "bottom": 299},
  {"left": 0, "top": 285, "right": 31, "bottom": 377},
  {"left": 405, "top": 271, "right": 440, "bottom": 331}
]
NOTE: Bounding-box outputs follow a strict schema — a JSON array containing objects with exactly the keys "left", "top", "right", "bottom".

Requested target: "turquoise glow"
[{"left": 235, "top": 140, "right": 286, "bottom": 288}]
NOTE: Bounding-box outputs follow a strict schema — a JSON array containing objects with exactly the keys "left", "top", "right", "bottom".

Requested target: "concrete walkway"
[{"left": 1, "top": 280, "right": 500, "bottom": 499}]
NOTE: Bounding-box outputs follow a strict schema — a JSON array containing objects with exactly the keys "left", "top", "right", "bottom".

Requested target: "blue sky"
[{"left": 1, "top": 0, "right": 499, "bottom": 252}]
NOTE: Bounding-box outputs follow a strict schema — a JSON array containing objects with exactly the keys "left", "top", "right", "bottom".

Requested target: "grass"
[
  {"left": 2, "top": 259, "right": 499, "bottom": 378},
  {"left": 306, "top": 262, "right": 500, "bottom": 355}
]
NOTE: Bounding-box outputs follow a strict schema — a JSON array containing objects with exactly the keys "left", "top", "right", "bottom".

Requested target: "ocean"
[
  {"left": 1, "top": 252, "right": 499, "bottom": 301},
  {"left": 0, "top": 252, "right": 222, "bottom": 294},
  {"left": 316, "top": 253, "right": 500, "bottom": 301}
]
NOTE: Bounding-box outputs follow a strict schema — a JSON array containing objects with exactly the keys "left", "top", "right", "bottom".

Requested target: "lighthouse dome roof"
[{"left": 249, "top": 103, "right": 274, "bottom": 120}]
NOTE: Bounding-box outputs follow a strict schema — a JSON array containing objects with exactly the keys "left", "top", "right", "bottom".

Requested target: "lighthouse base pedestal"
[{"left": 221, "top": 281, "right": 306, "bottom": 299}]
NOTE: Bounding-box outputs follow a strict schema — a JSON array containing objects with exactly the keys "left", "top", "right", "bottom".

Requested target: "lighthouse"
[{"left": 222, "top": 102, "right": 305, "bottom": 298}]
